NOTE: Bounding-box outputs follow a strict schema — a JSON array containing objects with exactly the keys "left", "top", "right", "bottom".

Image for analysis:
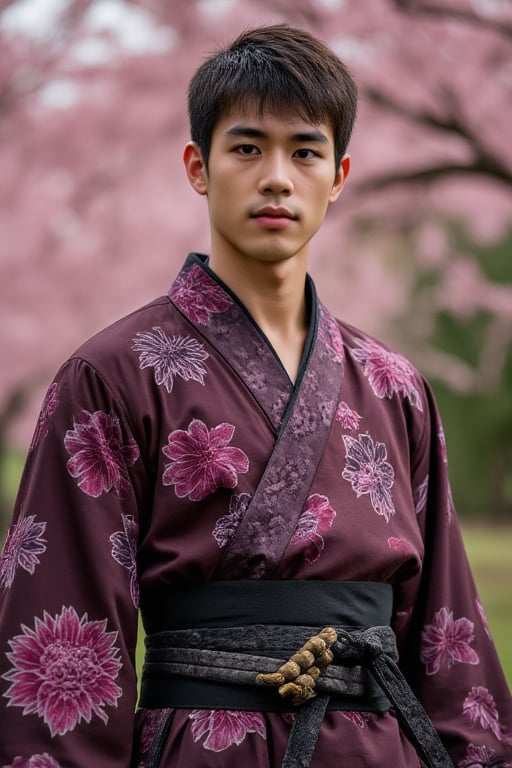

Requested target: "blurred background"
[{"left": 0, "top": 0, "right": 511, "bottom": 680}]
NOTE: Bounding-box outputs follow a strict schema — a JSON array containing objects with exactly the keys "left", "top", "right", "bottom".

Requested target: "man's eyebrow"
[{"left": 225, "top": 125, "right": 329, "bottom": 143}]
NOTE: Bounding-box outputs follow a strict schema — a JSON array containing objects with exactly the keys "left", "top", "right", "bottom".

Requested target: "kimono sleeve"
[
  {"left": 396, "top": 379, "right": 512, "bottom": 766},
  {"left": 0, "top": 357, "right": 144, "bottom": 767}
]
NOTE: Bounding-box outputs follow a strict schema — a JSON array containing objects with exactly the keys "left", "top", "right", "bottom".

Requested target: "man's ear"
[
  {"left": 329, "top": 154, "right": 351, "bottom": 204},
  {"left": 183, "top": 142, "right": 208, "bottom": 195}
]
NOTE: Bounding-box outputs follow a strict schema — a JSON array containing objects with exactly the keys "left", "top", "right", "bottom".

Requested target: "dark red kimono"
[{"left": 1, "top": 253, "right": 511, "bottom": 767}]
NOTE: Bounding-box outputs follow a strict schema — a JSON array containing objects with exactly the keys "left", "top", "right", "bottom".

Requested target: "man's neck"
[{"left": 208, "top": 251, "right": 309, "bottom": 383}]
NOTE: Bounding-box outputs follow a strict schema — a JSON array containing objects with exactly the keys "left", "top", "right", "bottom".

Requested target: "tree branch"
[
  {"left": 390, "top": 0, "right": 512, "bottom": 38},
  {"left": 355, "top": 160, "right": 512, "bottom": 193}
]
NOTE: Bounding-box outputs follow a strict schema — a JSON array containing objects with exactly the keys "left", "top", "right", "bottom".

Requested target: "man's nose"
[{"left": 258, "top": 153, "right": 294, "bottom": 195}]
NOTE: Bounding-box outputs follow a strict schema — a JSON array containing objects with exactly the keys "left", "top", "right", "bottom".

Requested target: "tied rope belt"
[{"left": 142, "top": 623, "right": 453, "bottom": 768}]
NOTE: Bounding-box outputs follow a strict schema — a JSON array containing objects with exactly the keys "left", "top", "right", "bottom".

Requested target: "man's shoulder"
[{"left": 72, "top": 295, "right": 173, "bottom": 366}]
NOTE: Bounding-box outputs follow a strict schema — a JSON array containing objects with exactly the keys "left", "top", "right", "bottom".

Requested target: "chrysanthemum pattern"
[
  {"left": 342, "top": 433, "right": 395, "bottom": 521},
  {"left": 132, "top": 327, "right": 208, "bottom": 393},
  {"left": 0, "top": 516, "right": 47, "bottom": 590},
  {"left": 110, "top": 514, "right": 139, "bottom": 607},
  {"left": 212, "top": 493, "right": 251, "bottom": 548},
  {"left": 420, "top": 606, "right": 479, "bottom": 675},
  {"left": 3, "top": 606, "right": 122, "bottom": 737},
  {"left": 290, "top": 493, "right": 336, "bottom": 563},
  {"left": 335, "top": 401, "right": 362, "bottom": 431},
  {"left": 5, "top": 754, "right": 62, "bottom": 768},
  {"left": 458, "top": 743, "right": 511, "bottom": 768},
  {"left": 352, "top": 339, "right": 423, "bottom": 411},
  {"left": 65, "top": 410, "right": 140, "bottom": 498},
  {"left": 29, "top": 383, "right": 59, "bottom": 451},
  {"left": 463, "top": 686, "right": 503, "bottom": 741},
  {"left": 457, "top": 744, "right": 512, "bottom": 768},
  {"left": 188, "top": 709, "right": 266, "bottom": 752},
  {"left": 171, "top": 265, "right": 233, "bottom": 325},
  {"left": 162, "top": 419, "right": 249, "bottom": 502}
]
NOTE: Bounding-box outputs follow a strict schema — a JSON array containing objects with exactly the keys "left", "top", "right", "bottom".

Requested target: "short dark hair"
[{"left": 188, "top": 24, "right": 358, "bottom": 170}]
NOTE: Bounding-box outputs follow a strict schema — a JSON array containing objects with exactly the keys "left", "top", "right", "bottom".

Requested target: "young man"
[{"left": 0, "top": 24, "right": 510, "bottom": 768}]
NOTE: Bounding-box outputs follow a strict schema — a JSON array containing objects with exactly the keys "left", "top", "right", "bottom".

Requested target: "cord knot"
[{"left": 256, "top": 627, "right": 337, "bottom": 706}]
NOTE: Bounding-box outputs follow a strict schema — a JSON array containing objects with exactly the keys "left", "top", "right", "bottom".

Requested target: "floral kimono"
[{"left": 0, "top": 253, "right": 511, "bottom": 768}]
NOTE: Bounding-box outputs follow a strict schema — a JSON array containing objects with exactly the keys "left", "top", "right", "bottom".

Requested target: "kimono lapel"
[
  {"left": 169, "top": 253, "right": 293, "bottom": 431},
  {"left": 168, "top": 253, "right": 345, "bottom": 578}
]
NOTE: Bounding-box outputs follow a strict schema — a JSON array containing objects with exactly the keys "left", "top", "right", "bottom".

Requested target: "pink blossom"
[
  {"left": 414, "top": 474, "right": 429, "bottom": 515},
  {"left": 188, "top": 709, "right": 266, "bottom": 751},
  {"left": 0, "top": 515, "right": 47, "bottom": 589},
  {"left": 212, "top": 493, "right": 251, "bottom": 548},
  {"left": 132, "top": 327, "right": 208, "bottom": 393},
  {"left": 420, "top": 606, "right": 479, "bottom": 675},
  {"left": 290, "top": 493, "right": 336, "bottom": 563},
  {"left": 65, "top": 410, "right": 140, "bottom": 498},
  {"left": 6, "top": 755, "right": 61, "bottom": 768},
  {"left": 335, "top": 401, "right": 362, "bottom": 431},
  {"left": 172, "top": 265, "right": 232, "bottom": 325},
  {"left": 162, "top": 419, "right": 249, "bottom": 502},
  {"left": 110, "top": 514, "right": 139, "bottom": 608},
  {"left": 2, "top": 606, "right": 122, "bottom": 737},
  {"left": 463, "top": 687, "right": 502, "bottom": 741},
  {"left": 458, "top": 742, "right": 511, "bottom": 768},
  {"left": 342, "top": 433, "right": 395, "bottom": 521},
  {"left": 352, "top": 338, "right": 423, "bottom": 411},
  {"left": 341, "top": 711, "right": 371, "bottom": 728},
  {"left": 29, "top": 382, "right": 59, "bottom": 451}
]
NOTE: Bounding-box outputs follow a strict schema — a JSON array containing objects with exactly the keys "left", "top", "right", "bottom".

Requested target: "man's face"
[{"left": 185, "top": 108, "right": 349, "bottom": 272}]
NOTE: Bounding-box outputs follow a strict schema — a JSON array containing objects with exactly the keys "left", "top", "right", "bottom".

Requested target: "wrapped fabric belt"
[{"left": 139, "top": 581, "right": 453, "bottom": 768}]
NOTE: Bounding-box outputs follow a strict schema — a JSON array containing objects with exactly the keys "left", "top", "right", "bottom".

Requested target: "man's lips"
[{"left": 250, "top": 206, "right": 297, "bottom": 227}]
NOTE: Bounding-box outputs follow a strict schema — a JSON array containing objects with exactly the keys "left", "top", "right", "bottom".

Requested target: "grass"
[{"left": 461, "top": 524, "right": 512, "bottom": 687}]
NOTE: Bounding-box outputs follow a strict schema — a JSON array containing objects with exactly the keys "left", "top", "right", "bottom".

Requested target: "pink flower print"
[
  {"left": 110, "top": 514, "right": 139, "bottom": 608},
  {"left": 336, "top": 401, "right": 362, "bottom": 431},
  {"left": 341, "top": 711, "right": 371, "bottom": 728},
  {"left": 188, "top": 709, "right": 266, "bottom": 752},
  {"left": 420, "top": 606, "right": 479, "bottom": 676},
  {"left": 132, "top": 327, "right": 208, "bottom": 393},
  {"left": 319, "top": 308, "right": 344, "bottom": 363},
  {"left": 394, "top": 607, "right": 413, "bottom": 632},
  {"left": 387, "top": 537, "right": 413, "bottom": 555},
  {"left": 463, "top": 687, "right": 502, "bottom": 741},
  {"left": 458, "top": 743, "right": 511, "bottom": 768},
  {"left": 2, "top": 606, "right": 122, "bottom": 737},
  {"left": 0, "top": 515, "right": 47, "bottom": 589},
  {"left": 162, "top": 419, "right": 249, "bottom": 502},
  {"left": 414, "top": 474, "right": 429, "bottom": 515},
  {"left": 29, "top": 383, "right": 59, "bottom": 451},
  {"left": 342, "top": 433, "right": 395, "bottom": 522},
  {"left": 65, "top": 410, "right": 140, "bottom": 498},
  {"left": 172, "top": 265, "right": 232, "bottom": 325},
  {"left": 352, "top": 339, "right": 423, "bottom": 411},
  {"left": 7, "top": 755, "right": 62, "bottom": 768},
  {"left": 290, "top": 493, "right": 336, "bottom": 564},
  {"left": 476, "top": 598, "right": 492, "bottom": 641},
  {"left": 213, "top": 493, "right": 251, "bottom": 548}
]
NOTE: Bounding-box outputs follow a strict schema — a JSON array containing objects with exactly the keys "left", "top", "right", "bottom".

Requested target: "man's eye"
[
  {"left": 294, "top": 148, "right": 317, "bottom": 160},
  {"left": 236, "top": 144, "right": 258, "bottom": 155}
]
